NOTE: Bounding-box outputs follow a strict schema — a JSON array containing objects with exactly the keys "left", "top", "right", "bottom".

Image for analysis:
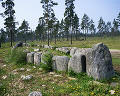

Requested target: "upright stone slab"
[
  {"left": 52, "top": 56, "right": 70, "bottom": 71},
  {"left": 68, "top": 54, "right": 86, "bottom": 73},
  {"left": 27, "top": 52, "right": 35, "bottom": 64},
  {"left": 86, "top": 43, "right": 115, "bottom": 80},
  {"left": 34, "top": 52, "right": 42, "bottom": 65}
]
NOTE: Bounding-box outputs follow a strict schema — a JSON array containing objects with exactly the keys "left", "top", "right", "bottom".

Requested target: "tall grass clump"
[
  {"left": 6, "top": 48, "right": 27, "bottom": 66},
  {"left": 41, "top": 52, "right": 53, "bottom": 72}
]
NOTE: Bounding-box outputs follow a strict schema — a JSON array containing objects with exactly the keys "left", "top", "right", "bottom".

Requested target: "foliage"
[
  {"left": 2, "top": 0, "right": 16, "bottom": 46},
  {"left": 7, "top": 48, "right": 27, "bottom": 66},
  {"left": 41, "top": 52, "right": 53, "bottom": 72}
]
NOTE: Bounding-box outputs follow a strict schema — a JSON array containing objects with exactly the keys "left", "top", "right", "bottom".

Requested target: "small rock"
[
  {"left": 38, "top": 68, "right": 43, "bottom": 71},
  {"left": 33, "top": 66, "right": 36, "bottom": 68},
  {"left": 1, "top": 65, "right": 6, "bottom": 67},
  {"left": 27, "top": 69, "right": 31, "bottom": 71},
  {"left": 42, "top": 85, "right": 46, "bottom": 87},
  {"left": 2, "top": 75, "right": 7, "bottom": 79},
  {"left": 68, "top": 77, "right": 77, "bottom": 80},
  {"left": 28, "top": 91, "right": 42, "bottom": 96},
  {"left": 49, "top": 72, "right": 55, "bottom": 75},
  {"left": 20, "top": 68, "right": 25, "bottom": 71},
  {"left": 54, "top": 75, "right": 63, "bottom": 77},
  {"left": 21, "top": 75, "right": 33, "bottom": 81},
  {"left": 34, "top": 48, "right": 40, "bottom": 52}
]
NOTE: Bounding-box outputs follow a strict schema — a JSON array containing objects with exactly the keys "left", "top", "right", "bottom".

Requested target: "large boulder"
[
  {"left": 27, "top": 52, "right": 35, "bottom": 64},
  {"left": 52, "top": 56, "right": 70, "bottom": 71},
  {"left": 34, "top": 52, "right": 42, "bottom": 65},
  {"left": 86, "top": 43, "right": 115, "bottom": 80},
  {"left": 68, "top": 54, "right": 86, "bottom": 73}
]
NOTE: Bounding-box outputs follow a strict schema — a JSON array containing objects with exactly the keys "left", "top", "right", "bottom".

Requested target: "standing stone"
[
  {"left": 68, "top": 54, "right": 86, "bottom": 73},
  {"left": 34, "top": 52, "right": 42, "bottom": 65},
  {"left": 70, "top": 47, "right": 78, "bottom": 56},
  {"left": 27, "top": 52, "right": 35, "bottom": 64},
  {"left": 86, "top": 43, "right": 115, "bottom": 80},
  {"left": 52, "top": 56, "right": 70, "bottom": 71}
]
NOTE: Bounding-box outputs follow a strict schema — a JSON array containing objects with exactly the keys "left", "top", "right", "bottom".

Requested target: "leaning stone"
[
  {"left": 68, "top": 54, "right": 86, "bottom": 73},
  {"left": 34, "top": 52, "right": 42, "bottom": 65},
  {"left": 28, "top": 91, "right": 42, "bottom": 96},
  {"left": 27, "top": 52, "right": 35, "bottom": 64},
  {"left": 86, "top": 43, "right": 115, "bottom": 80},
  {"left": 52, "top": 56, "right": 70, "bottom": 71}
]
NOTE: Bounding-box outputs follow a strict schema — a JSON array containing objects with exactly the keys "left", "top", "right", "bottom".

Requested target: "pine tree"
[
  {"left": 40, "top": 0, "right": 58, "bottom": 46},
  {"left": 89, "top": 19, "right": 95, "bottom": 37},
  {"left": 19, "top": 20, "right": 30, "bottom": 43},
  {"left": 81, "top": 14, "right": 90, "bottom": 40},
  {"left": 113, "top": 19, "right": 118, "bottom": 36},
  {"left": 64, "top": 0, "right": 75, "bottom": 44},
  {"left": 60, "top": 19, "right": 65, "bottom": 41},
  {"left": 73, "top": 13, "right": 79, "bottom": 40},
  {"left": 97, "top": 17, "right": 105, "bottom": 37},
  {"left": 2, "top": 0, "right": 15, "bottom": 46}
]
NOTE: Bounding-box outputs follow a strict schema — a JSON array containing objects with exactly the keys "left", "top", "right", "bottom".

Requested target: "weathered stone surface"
[
  {"left": 34, "top": 52, "right": 42, "bottom": 65},
  {"left": 68, "top": 54, "right": 86, "bottom": 73},
  {"left": 86, "top": 43, "right": 115, "bottom": 80},
  {"left": 74, "top": 48, "right": 88, "bottom": 56},
  {"left": 70, "top": 47, "right": 78, "bottom": 56},
  {"left": 56, "top": 47, "right": 70, "bottom": 54},
  {"left": 52, "top": 56, "right": 70, "bottom": 71},
  {"left": 27, "top": 52, "right": 35, "bottom": 64},
  {"left": 28, "top": 91, "right": 42, "bottom": 96}
]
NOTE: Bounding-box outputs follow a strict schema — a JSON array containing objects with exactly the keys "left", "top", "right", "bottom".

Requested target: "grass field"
[{"left": 0, "top": 36, "right": 120, "bottom": 96}]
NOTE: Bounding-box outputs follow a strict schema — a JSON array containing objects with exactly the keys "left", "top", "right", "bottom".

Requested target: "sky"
[{"left": 0, "top": 0, "right": 120, "bottom": 31}]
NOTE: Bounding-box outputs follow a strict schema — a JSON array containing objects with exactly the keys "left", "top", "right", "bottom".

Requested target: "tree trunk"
[
  {"left": 10, "top": 29, "right": 12, "bottom": 47},
  {"left": 76, "top": 30, "right": 77, "bottom": 41},
  {"left": 85, "top": 26, "right": 86, "bottom": 41},
  {"left": 55, "top": 34, "right": 56, "bottom": 44}
]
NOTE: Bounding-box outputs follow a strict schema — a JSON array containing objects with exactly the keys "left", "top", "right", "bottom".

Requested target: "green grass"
[
  {"left": 0, "top": 37, "right": 120, "bottom": 95},
  {"left": 31, "top": 36, "right": 120, "bottom": 49}
]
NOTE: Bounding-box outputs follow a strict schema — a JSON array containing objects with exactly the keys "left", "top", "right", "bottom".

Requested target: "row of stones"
[{"left": 27, "top": 43, "right": 115, "bottom": 80}]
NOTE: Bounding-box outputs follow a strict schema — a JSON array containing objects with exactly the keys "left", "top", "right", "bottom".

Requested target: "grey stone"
[
  {"left": 22, "top": 75, "right": 33, "bottom": 81},
  {"left": 74, "top": 48, "right": 88, "bottom": 56},
  {"left": 52, "top": 56, "right": 70, "bottom": 71},
  {"left": 27, "top": 52, "right": 35, "bottom": 64},
  {"left": 68, "top": 54, "right": 86, "bottom": 73},
  {"left": 86, "top": 43, "right": 115, "bottom": 80},
  {"left": 28, "top": 91, "right": 42, "bottom": 96},
  {"left": 34, "top": 52, "right": 42, "bottom": 65},
  {"left": 34, "top": 49, "right": 40, "bottom": 52},
  {"left": 56, "top": 47, "right": 70, "bottom": 54},
  {"left": 70, "top": 47, "right": 78, "bottom": 56}
]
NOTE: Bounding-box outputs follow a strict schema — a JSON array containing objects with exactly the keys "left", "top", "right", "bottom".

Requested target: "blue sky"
[{"left": 0, "top": 0, "right": 120, "bottom": 31}]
